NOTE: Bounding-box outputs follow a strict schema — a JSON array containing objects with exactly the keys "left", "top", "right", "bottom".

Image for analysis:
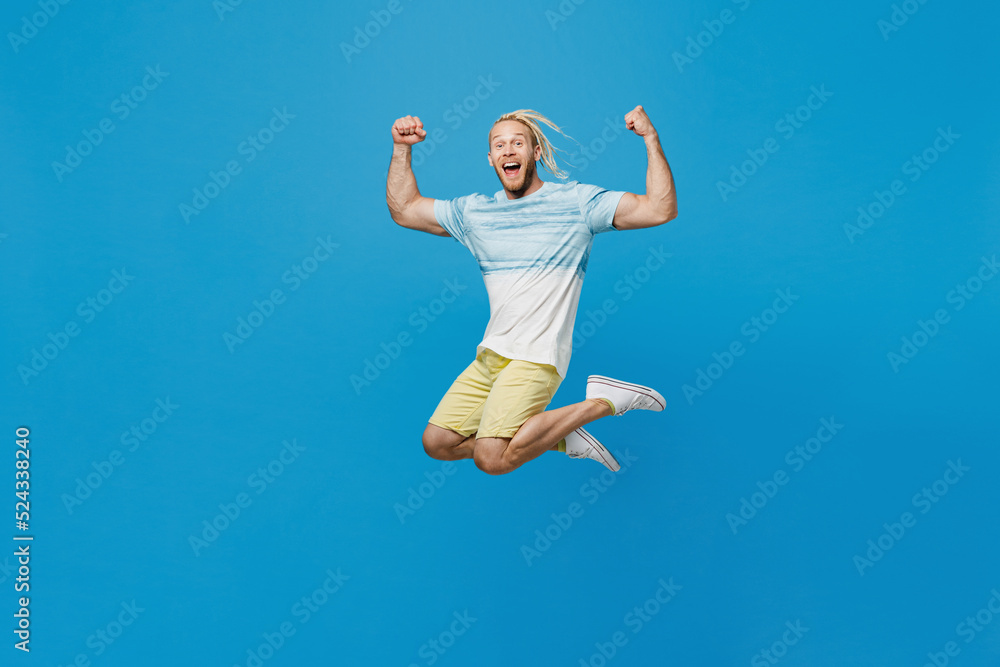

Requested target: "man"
[{"left": 386, "top": 105, "right": 677, "bottom": 475}]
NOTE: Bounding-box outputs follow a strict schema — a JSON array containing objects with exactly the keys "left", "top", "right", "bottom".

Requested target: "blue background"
[{"left": 2, "top": 0, "right": 998, "bottom": 665}]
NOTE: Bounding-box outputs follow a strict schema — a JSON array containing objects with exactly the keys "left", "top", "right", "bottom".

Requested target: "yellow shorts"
[{"left": 428, "top": 347, "right": 563, "bottom": 439}]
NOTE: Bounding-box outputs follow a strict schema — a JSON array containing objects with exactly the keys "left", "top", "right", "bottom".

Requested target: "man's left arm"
[{"left": 613, "top": 105, "right": 678, "bottom": 230}]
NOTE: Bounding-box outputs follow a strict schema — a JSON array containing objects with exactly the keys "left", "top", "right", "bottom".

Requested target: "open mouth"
[{"left": 502, "top": 161, "right": 521, "bottom": 178}]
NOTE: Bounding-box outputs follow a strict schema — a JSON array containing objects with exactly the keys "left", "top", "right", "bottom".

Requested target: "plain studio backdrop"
[{"left": 2, "top": 0, "right": 998, "bottom": 665}]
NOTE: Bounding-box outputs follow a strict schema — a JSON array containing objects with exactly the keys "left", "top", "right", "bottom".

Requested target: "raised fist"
[
  {"left": 392, "top": 115, "right": 427, "bottom": 145},
  {"left": 624, "top": 105, "right": 656, "bottom": 138}
]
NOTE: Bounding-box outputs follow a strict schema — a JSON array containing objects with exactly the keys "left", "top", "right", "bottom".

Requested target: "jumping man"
[{"left": 386, "top": 106, "right": 677, "bottom": 475}]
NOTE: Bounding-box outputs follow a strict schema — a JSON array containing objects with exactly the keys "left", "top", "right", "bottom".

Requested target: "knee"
[
  {"left": 422, "top": 425, "right": 459, "bottom": 460},
  {"left": 474, "top": 454, "right": 510, "bottom": 475},
  {"left": 422, "top": 431, "right": 447, "bottom": 460},
  {"left": 473, "top": 442, "right": 514, "bottom": 476}
]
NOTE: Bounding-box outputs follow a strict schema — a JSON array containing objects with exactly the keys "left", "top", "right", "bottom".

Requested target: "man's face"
[{"left": 488, "top": 120, "right": 543, "bottom": 194}]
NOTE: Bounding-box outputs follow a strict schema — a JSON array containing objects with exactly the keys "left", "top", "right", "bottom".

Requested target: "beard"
[{"left": 494, "top": 158, "right": 536, "bottom": 195}]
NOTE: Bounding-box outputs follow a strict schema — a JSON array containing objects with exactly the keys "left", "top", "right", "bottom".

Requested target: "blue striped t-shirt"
[{"left": 434, "top": 180, "right": 625, "bottom": 377}]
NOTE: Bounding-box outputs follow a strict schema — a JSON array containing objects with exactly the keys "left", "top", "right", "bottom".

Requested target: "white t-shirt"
[{"left": 434, "top": 180, "right": 626, "bottom": 378}]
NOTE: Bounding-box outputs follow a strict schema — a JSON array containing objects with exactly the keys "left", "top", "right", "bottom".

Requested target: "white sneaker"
[
  {"left": 565, "top": 427, "right": 620, "bottom": 472},
  {"left": 586, "top": 375, "right": 665, "bottom": 416}
]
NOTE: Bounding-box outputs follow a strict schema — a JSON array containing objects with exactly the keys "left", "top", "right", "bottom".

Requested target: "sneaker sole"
[
  {"left": 576, "top": 428, "right": 621, "bottom": 472},
  {"left": 587, "top": 375, "right": 666, "bottom": 412}
]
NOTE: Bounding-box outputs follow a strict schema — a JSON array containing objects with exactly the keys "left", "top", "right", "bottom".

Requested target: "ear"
[
  {"left": 534, "top": 142, "right": 542, "bottom": 162},
  {"left": 486, "top": 152, "right": 493, "bottom": 167}
]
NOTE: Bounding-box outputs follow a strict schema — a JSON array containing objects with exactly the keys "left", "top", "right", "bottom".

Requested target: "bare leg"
[
  {"left": 422, "top": 424, "right": 478, "bottom": 460},
  {"left": 474, "top": 398, "right": 613, "bottom": 475}
]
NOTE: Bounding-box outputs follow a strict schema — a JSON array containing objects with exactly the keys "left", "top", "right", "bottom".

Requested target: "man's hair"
[{"left": 491, "top": 109, "right": 573, "bottom": 180}]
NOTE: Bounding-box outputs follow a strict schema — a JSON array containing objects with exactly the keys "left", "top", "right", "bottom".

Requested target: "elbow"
[
  {"left": 662, "top": 196, "right": 678, "bottom": 223},
  {"left": 386, "top": 191, "right": 410, "bottom": 227},
  {"left": 653, "top": 205, "right": 677, "bottom": 227},
  {"left": 387, "top": 203, "right": 410, "bottom": 229},
  {"left": 650, "top": 193, "right": 677, "bottom": 226}
]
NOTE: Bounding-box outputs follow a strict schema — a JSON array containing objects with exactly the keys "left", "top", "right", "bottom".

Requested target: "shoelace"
[
  {"left": 621, "top": 394, "right": 653, "bottom": 415},
  {"left": 567, "top": 442, "right": 595, "bottom": 459}
]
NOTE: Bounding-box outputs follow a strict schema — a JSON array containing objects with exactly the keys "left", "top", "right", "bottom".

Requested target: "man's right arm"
[{"left": 386, "top": 115, "right": 449, "bottom": 237}]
